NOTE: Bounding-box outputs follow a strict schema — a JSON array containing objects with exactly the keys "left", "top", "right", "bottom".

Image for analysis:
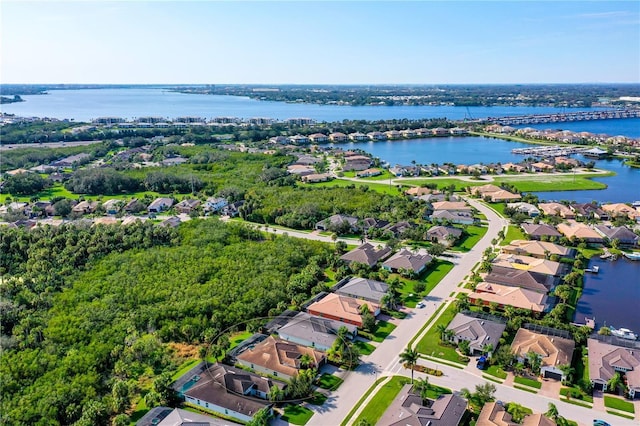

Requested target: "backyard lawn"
[{"left": 351, "top": 376, "right": 411, "bottom": 426}]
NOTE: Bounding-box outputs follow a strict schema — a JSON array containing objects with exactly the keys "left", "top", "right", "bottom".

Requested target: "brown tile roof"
[
  {"left": 502, "top": 240, "right": 572, "bottom": 258},
  {"left": 587, "top": 338, "right": 640, "bottom": 391},
  {"left": 471, "top": 283, "right": 548, "bottom": 312},
  {"left": 476, "top": 402, "right": 518, "bottom": 426},
  {"left": 556, "top": 221, "right": 603, "bottom": 241},
  {"left": 493, "top": 254, "right": 564, "bottom": 276},
  {"left": 484, "top": 266, "right": 557, "bottom": 292},
  {"left": 521, "top": 223, "right": 562, "bottom": 238},
  {"left": 511, "top": 328, "right": 575, "bottom": 368},
  {"left": 340, "top": 243, "right": 391, "bottom": 267},
  {"left": 307, "top": 293, "right": 379, "bottom": 325}
]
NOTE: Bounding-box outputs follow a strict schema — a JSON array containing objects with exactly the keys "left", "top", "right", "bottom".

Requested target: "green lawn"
[
  {"left": 559, "top": 387, "right": 593, "bottom": 403},
  {"left": 451, "top": 225, "right": 488, "bottom": 252},
  {"left": 415, "top": 303, "right": 469, "bottom": 364},
  {"left": 171, "top": 359, "right": 200, "bottom": 381},
  {"left": 351, "top": 376, "right": 411, "bottom": 426},
  {"left": 604, "top": 395, "right": 635, "bottom": 413},
  {"left": 353, "top": 340, "right": 376, "bottom": 355},
  {"left": 513, "top": 376, "right": 542, "bottom": 389},
  {"left": 484, "top": 365, "right": 507, "bottom": 379},
  {"left": 423, "top": 384, "right": 452, "bottom": 399},
  {"left": 282, "top": 404, "right": 314, "bottom": 425},
  {"left": 500, "top": 225, "right": 527, "bottom": 246},
  {"left": 371, "top": 321, "right": 397, "bottom": 343},
  {"left": 317, "top": 373, "right": 344, "bottom": 391},
  {"left": 393, "top": 260, "right": 454, "bottom": 308},
  {"left": 341, "top": 377, "right": 387, "bottom": 426},
  {"left": 304, "top": 179, "right": 403, "bottom": 195}
]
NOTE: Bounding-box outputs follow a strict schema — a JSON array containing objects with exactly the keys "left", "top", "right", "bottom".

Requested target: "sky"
[{"left": 1, "top": 1, "right": 639, "bottom": 84}]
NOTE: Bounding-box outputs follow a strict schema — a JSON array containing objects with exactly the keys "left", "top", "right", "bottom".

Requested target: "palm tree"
[
  {"left": 382, "top": 291, "right": 400, "bottom": 311},
  {"left": 607, "top": 372, "right": 623, "bottom": 394},
  {"left": 507, "top": 403, "right": 527, "bottom": 423},
  {"left": 436, "top": 324, "right": 448, "bottom": 342},
  {"left": 299, "top": 353, "right": 314, "bottom": 369},
  {"left": 399, "top": 346, "right": 420, "bottom": 384},
  {"left": 482, "top": 344, "right": 494, "bottom": 358},
  {"left": 545, "top": 403, "right": 559, "bottom": 422},
  {"left": 558, "top": 364, "right": 575, "bottom": 385},
  {"left": 413, "top": 377, "right": 430, "bottom": 402}
]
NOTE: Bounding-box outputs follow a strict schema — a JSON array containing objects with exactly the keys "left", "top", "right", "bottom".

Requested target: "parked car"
[
  {"left": 416, "top": 302, "right": 425, "bottom": 308},
  {"left": 476, "top": 355, "right": 487, "bottom": 370},
  {"left": 593, "top": 421, "right": 611, "bottom": 426}
]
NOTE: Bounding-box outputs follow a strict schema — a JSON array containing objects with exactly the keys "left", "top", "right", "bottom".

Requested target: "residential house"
[
  {"left": 506, "top": 202, "right": 540, "bottom": 217},
  {"left": 378, "top": 385, "right": 467, "bottom": 426},
  {"left": 135, "top": 407, "right": 235, "bottom": 426},
  {"left": 102, "top": 199, "right": 122, "bottom": 215},
  {"left": 343, "top": 155, "right": 372, "bottom": 171},
  {"left": 204, "top": 197, "right": 228, "bottom": 214},
  {"left": 382, "top": 221, "right": 416, "bottom": 238},
  {"left": 308, "top": 133, "right": 329, "bottom": 143},
  {"left": 582, "top": 147, "right": 608, "bottom": 158},
  {"left": 176, "top": 362, "right": 282, "bottom": 423},
  {"left": 401, "top": 129, "right": 416, "bottom": 138},
  {"left": 269, "top": 136, "right": 289, "bottom": 145},
  {"left": 431, "top": 201, "right": 472, "bottom": 213},
  {"left": 276, "top": 312, "right": 357, "bottom": 351},
  {"left": 123, "top": 198, "right": 144, "bottom": 213},
  {"left": 175, "top": 199, "right": 201, "bottom": 215},
  {"left": 301, "top": 173, "right": 332, "bottom": 183},
  {"left": 489, "top": 189, "right": 521, "bottom": 202},
  {"left": 72, "top": 200, "right": 99, "bottom": 215},
  {"left": 287, "top": 164, "right": 316, "bottom": 176},
  {"left": 329, "top": 132, "right": 348, "bottom": 142},
  {"left": 484, "top": 266, "right": 558, "bottom": 293},
  {"left": 121, "top": 216, "right": 146, "bottom": 226},
  {"left": 450, "top": 127, "right": 469, "bottom": 136},
  {"left": 348, "top": 132, "right": 368, "bottom": 141},
  {"left": 419, "top": 193, "right": 459, "bottom": 203},
  {"left": 0, "top": 202, "right": 28, "bottom": 215},
  {"left": 570, "top": 203, "right": 608, "bottom": 220},
  {"left": 477, "top": 402, "right": 556, "bottom": 426},
  {"left": 339, "top": 243, "right": 391, "bottom": 267},
  {"left": 502, "top": 163, "right": 526, "bottom": 173},
  {"left": 445, "top": 313, "right": 506, "bottom": 356},
  {"left": 315, "top": 214, "right": 359, "bottom": 232},
  {"left": 429, "top": 210, "right": 475, "bottom": 225},
  {"left": 222, "top": 200, "right": 244, "bottom": 217},
  {"left": 511, "top": 328, "right": 575, "bottom": 381},
  {"left": 159, "top": 216, "right": 182, "bottom": 228},
  {"left": 367, "top": 131, "right": 387, "bottom": 141},
  {"left": 470, "top": 283, "right": 549, "bottom": 314},
  {"left": 529, "top": 162, "right": 554, "bottom": 173},
  {"left": 472, "top": 184, "right": 503, "bottom": 197},
  {"left": 492, "top": 254, "right": 566, "bottom": 277},
  {"left": 356, "top": 168, "right": 382, "bottom": 178},
  {"left": 538, "top": 202, "right": 575, "bottom": 219},
  {"left": 382, "top": 249, "right": 432, "bottom": 275},
  {"left": 405, "top": 187, "right": 440, "bottom": 198},
  {"left": 432, "top": 127, "right": 450, "bottom": 136},
  {"left": 602, "top": 203, "right": 640, "bottom": 221},
  {"left": 288, "top": 134, "right": 309, "bottom": 145},
  {"left": 385, "top": 130, "right": 402, "bottom": 139},
  {"left": 521, "top": 223, "right": 562, "bottom": 240},
  {"left": 594, "top": 225, "right": 639, "bottom": 247},
  {"left": 557, "top": 221, "right": 604, "bottom": 243},
  {"left": 161, "top": 156, "right": 188, "bottom": 166},
  {"left": 147, "top": 198, "right": 174, "bottom": 214},
  {"left": 236, "top": 336, "right": 325, "bottom": 381},
  {"left": 334, "top": 277, "right": 389, "bottom": 304},
  {"left": 307, "top": 293, "right": 380, "bottom": 327},
  {"left": 361, "top": 217, "right": 391, "bottom": 234},
  {"left": 293, "top": 155, "right": 321, "bottom": 166},
  {"left": 502, "top": 240, "right": 575, "bottom": 259},
  {"left": 426, "top": 225, "right": 463, "bottom": 246},
  {"left": 587, "top": 338, "right": 640, "bottom": 398}
]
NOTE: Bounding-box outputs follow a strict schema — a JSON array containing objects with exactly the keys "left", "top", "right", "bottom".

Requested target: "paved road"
[{"left": 306, "top": 198, "right": 508, "bottom": 426}]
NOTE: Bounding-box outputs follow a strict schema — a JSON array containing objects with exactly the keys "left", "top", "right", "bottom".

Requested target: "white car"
[{"left": 416, "top": 302, "right": 425, "bottom": 308}]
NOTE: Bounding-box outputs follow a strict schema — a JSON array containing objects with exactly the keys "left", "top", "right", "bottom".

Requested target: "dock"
[{"left": 487, "top": 108, "right": 640, "bottom": 125}]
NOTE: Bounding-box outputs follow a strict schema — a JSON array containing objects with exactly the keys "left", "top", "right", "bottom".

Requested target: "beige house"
[
  {"left": 469, "top": 283, "right": 548, "bottom": 313},
  {"left": 502, "top": 240, "right": 574, "bottom": 259},
  {"left": 587, "top": 338, "right": 640, "bottom": 398},
  {"left": 306, "top": 293, "right": 379, "bottom": 327},
  {"left": 538, "top": 202, "right": 575, "bottom": 218},
  {"left": 510, "top": 328, "right": 575, "bottom": 380},
  {"left": 492, "top": 253, "right": 565, "bottom": 276},
  {"left": 602, "top": 203, "right": 640, "bottom": 221},
  {"left": 556, "top": 221, "right": 604, "bottom": 243}
]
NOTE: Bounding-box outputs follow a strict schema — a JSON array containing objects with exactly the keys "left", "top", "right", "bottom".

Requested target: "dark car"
[{"left": 593, "top": 420, "right": 611, "bottom": 426}]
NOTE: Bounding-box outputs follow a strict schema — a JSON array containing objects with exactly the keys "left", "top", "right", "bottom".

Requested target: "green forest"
[{"left": 0, "top": 220, "right": 333, "bottom": 425}]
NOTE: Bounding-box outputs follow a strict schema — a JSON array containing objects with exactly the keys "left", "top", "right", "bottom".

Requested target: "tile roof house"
[
  {"left": 594, "top": 225, "right": 638, "bottom": 246},
  {"left": 236, "top": 336, "right": 326, "bottom": 381},
  {"left": 175, "top": 199, "right": 201, "bottom": 214},
  {"left": 484, "top": 266, "right": 558, "bottom": 293},
  {"left": 339, "top": 243, "right": 391, "bottom": 267},
  {"left": 587, "top": 337, "right": 640, "bottom": 398},
  {"left": 382, "top": 249, "right": 433, "bottom": 275},
  {"left": 472, "top": 184, "right": 503, "bottom": 197},
  {"left": 378, "top": 384, "right": 467, "bottom": 426},
  {"left": 102, "top": 199, "right": 122, "bottom": 215},
  {"left": 177, "top": 362, "right": 282, "bottom": 423},
  {"left": 301, "top": 173, "right": 332, "bottom": 183},
  {"left": 135, "top": 406, "right": 237, "bottom": 426},
  {"left": 521, "top": 223, "right": 562, "bottom": 240},
  {"left": 426, "top": 225, "right": 463, "bottom": 246},
  {"left": 445, "top": 313, "right": 506, "bottom": 356},
  {"left": 602, "top": 203, "right": 640, "bottom": 221},
  {"left": 315, "top": 214, "right": 359, "bottom": 232},
  {"left": 429, "top": 210, "right": 475, "bottom": 225},
  {"left": 329, "top": 132, "right": 348, "bottom": 142},
  {"left": 123, "top": 198, "right": 144, "bottom": 213},
  {"left": 72, "top": 200, "right": 99, "bottom": 215},
  {"left": 276, "top": 312, "right": 357, "bottom": 351},
  {"left": 470, "top": 283, "right": 548, "bottom": 314},
  {"left": 306, "top": 293, "right": 380, "bottom": 327},
  {"left": 570, "top": 203, "right": 608, "bottom": 220},
  {"left": 431, "top": 201, "right": 472, "bottom": 212},
  {"left": 405, "top": 187, "right": 441, "bottom": 197},
  {"left": 511, "top": 328, "right": 575, "bottom": 380},
  {"left": 502, "top": 240, "right": 574, "bottom": 259},
  {"left": 147, "top": 197, "right": 174, "bottom": 213},
  {"left": 477, "top": 402, "right": 556, "bottom": 426},
  {"left": 538, "top": 202, "right": 575, "bottom": 219},
  {"left": 492, "top": 254, "right": 566, "bottom": 277},
  {"left": 334, "top": 277, "right": 389, "bottom": 304},
  {"left": 556, "top": 221, "right": 604, "bottom": 243},
  {"left": 488, "top": 189, "right": 521, "bottom": 202},
  {"left": 506, "top": 202, "right": 540, "bottom": 217},
  {"left": 343, "top": 155, "right": 372, "bottom": 171}
]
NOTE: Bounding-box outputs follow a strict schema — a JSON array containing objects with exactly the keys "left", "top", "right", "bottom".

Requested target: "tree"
[
  {"left": 427, "top": 243, "right": 446, "bottom": 256},
  {"left": 526, "top": 351, "right": 542, "bottom": 375},
  {"left": 382, "top": 291, "right": 400, "bottom": 311},
  {"left": 111, "top": 379, "right": 130, "bottom": 414},
  {"left": 545, "top": 402, "right": 559, "bottom": 422},
  {"left": 362, "top": 310, "right": 376, "bottom": 333},
  {"left": 553, "top": 284, "right": 572, "bottom": 304},
  {"left": 112, "top": 414, "right": 130, "bottom": 426},
  {"left": 474, "top": 382, "right": 496, "bottom": 405},
  {"left": 436, "top": 324, "right": 448, "bottom": 342},
  {"left": 354, "top": 420, "right": 372, "bottom": 426},
  {"left": 507, "top": 402, "right": 528, "bottom": 423},
  {"left": 413, "top": 377, "right": 430, "bottom": 402},
  {"left": 598, "top": 326, "right": 611, "bottom": 336},
  {"left": 299, "top": 353, "right": 314, "bottom": 370},
  {"left": 458, "top": 339, "right": 471, "bottom": 356},
  {"left": 246, "top": 407, "right": 272, "bottom": 426},
  {"left": 268, "top": 385, "right": 284, "bottom": 402},
  {"left": 607, "top": 372, "right": 623, "bottom": 394},
  {"left": 558, "top": 364, "right": 575, "bottom": 385},
  {"left": 399, "top": 346, "right": 420, "bottom": 384}
]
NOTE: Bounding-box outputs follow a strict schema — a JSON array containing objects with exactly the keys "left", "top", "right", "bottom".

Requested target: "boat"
[
  {"left": 585, "top": 265, "right": 600, "bottom": 273},
  {"left": 622, "top": 252, "right": 640, "bottom": 261},
  {"left": 609, "top": 327, "right": 638, "bottom": 341}
]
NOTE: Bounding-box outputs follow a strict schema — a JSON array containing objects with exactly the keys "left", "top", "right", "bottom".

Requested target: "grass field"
[
  {"left": 282, "top": 404, "right": 314, "bottom": 425},
  {"left": 603, "top": 395, "right": 635, "bottom": 413},
  {"left": 371, "top": 321, "right": 397, "bottom": 342},
  {"left": 351, "top": 376, "right": 411, "bottom": 426},
  {"left": 317, "top": 373, "right": 344, "bottom": 391},
  {"left": 452, "top": 225, "right": 488, "bottom": 252},
  {"left": 394, "top": 259, "right": 454, "bottom": 308},
  {"left": 415, "top": 303, "right": 468, "bottom": 364},
  {"left": 500, "top": 225, "right": 527, "bottom": 246},
  {"left": 304, "top": 179, "right": 403, "bottom": 195},
  {"left": 484, "top": 365, "right": 507, "bottom": 379},
  {"left": 513, "top": 376, "right": 542, "bottom": 389}
]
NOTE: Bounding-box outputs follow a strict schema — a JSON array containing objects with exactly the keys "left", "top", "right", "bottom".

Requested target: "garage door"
[{"left": 544, "top": 370, "right": 562, "bottom": 381}]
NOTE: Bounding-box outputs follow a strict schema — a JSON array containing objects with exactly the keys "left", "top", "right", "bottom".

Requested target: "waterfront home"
[
  {"left": 484, "top": 266, "right": 558, "bottom": 293},
  {"left": 356, "top": 168, "right": 382, "bottom": 178},
  {"left": 269, "top": 135, "right": 289, "bottom": 144},
  {"left": 236, "top": 336, "right": 325, "bottom": 381},
  {"left": 520, "top": 223, "right": 562, "bottom": 240},
  {"left": 557, "top": 221, "right": 604, "bottom": 243},
  {"left": 287, "top": 164, "right": 316, "bottom": 176},
  {"left": 582, "top": 147, "right": 608, "bottom": 158},
  {"left": 594, "top": 225, "right": 639, "bottom": 246},
  {"left": 469, "top": 283, "right": 548, "bottom": 314},
  {"left": 175, "top": 199, "right": 201, "bottom": 215},
  {"left": 570, "top": 203, "right": 608, "bottom": 220},
  {"left": 602, "top": 203, "right": 640, "bottom": 221},
  {"left": 431, "top": 127, "right": 450, "bottom": 136},
  {"left": 378, "top": 385, "right": 467, "bottom": 426},
  {"left": 367, "top": 131, "right": 387, "bottom": 141},
  {"left": 301, "top": 173, "right": 331, "bottom": 183},
  {"left": 382, "top": 249, "right": 432, "bottom": 275},
  {"left": 334, "top": 277, "right": 389, "bottom": 304},
  {"left": 502, "top": 162, "right": 526, "bottom": 173},
  {"left": 426, "top": 225, "right": 463, "bottom": 246},
  {"left": 306, "top": 293, "right": 380, "bottom": 327},
  {"left": 450, "top": 127, "right": 469, "bottom": 135},
  {"left": 401, "top": 129, "right": 416, "bottom": 138},
  {"left": 538, "top": 202, "right": 575, "bottom": 219},
  {"left": 177, "top": 362, "right": 281, "bottom": 423},
  {"left": 329, "top": 132, "right": 348, "bottom": 142},
  {"left": 429, "top": 210, "right": 475, "bottom": 225},
  {"left": 343, "top": 155, "right": 372, "bottom": 171},
  {"left": 510, "top": 328, "right": 575, "bottom": 381},
  {"left": 506, "top": 202, "right": 540, "bottom": 217},
  {"left": 288, "top": 134, "right": 310, "bottom": 145},
  {"left": 502, "top": 240, "right": 574, "bottom": 259},
  {"left": 348, "top": 132, "right": 368, "bottom": 141},
  {"left": 315, "top": 214, "right": 359, "bottom": 232},
  {"left": 339, "top": 243, "right": 391, "bottom": 267},
  {"left": 385, "top": 130, "right": 402, "bottom": 139},
  {"left": 308, "top": 133, "right": 329, "bottom": 143},
  {"left": 488, "top": 189, "right": 521, "bottom": 202},
  {"left": 529, "top": 161, "right": 554, "bottom": 173},
  {"left": 587, "top": 337, "right": 640, "bottom": 399},
  {"left": 477, "top": 402, "right": 556, "bottom": 426},
  {"left": 492, "top": 254, "right": 566, "bottom": 277},
  {"left": 147, "top": 197, "right": 174, "bottom": 214},
  {"left": 444, "top": 313, "right": 506, "bottom": 356},
  {"left": 276, "top": 312, "right": 357, "bottom": 351}
]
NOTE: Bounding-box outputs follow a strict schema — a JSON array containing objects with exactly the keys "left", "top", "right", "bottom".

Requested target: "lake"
[
  {"left": 0, "top": 88, "right": 615, "bottom": 123},
  {"left": 575, "top": 257, "right": 640, "bottom": 335}
]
